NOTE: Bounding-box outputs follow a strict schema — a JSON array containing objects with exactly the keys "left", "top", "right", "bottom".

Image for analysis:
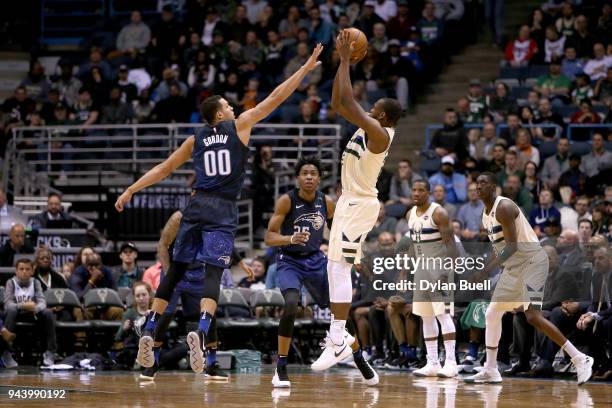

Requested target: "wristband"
[{"left": 289, "top": 234, "right": 296, "bottom": 244}]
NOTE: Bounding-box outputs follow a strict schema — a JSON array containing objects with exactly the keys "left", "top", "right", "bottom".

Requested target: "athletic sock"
[
  {"left": 425, "top": 340, "right": 438, "bottom": 363},
  {"left": 207, "top": 348, "right": 217, "bottom": 367},
  {"left": 562, "top": 340, "right": 582, "bottom": 359},
  {"left": 144, "top": 311, "right": 161, "bottom": 332},
  {"left": 277, "top": 356, "right": 288, "bottom": 366},
  {"left": 444, "top": 340, "right": 456, "bottom": 363},
  {"left": 399, "top": 342, "right": 410, "bottom": 356},
  {"left": 329, "top": 316, "right": 346, "bottom": 345},
  {"left": 468, "top": 341, "right": 479, "bottom": 359},
  {"left": 198, "top": 311, "right": 212, "bottom": 335},
  {"left": 353, "top": 348, "right": 363, "bottom": 360},
  {"left": 485, "top": 347, "right": 498, "bottom": 370}
]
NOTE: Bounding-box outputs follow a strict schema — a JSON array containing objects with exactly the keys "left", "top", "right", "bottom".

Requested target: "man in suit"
[{"left": 28, "top": 193, "right": 75, "bottom": 229}]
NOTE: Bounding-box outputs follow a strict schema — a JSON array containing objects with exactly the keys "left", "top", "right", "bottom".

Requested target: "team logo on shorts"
[
  {"left": 218, "top": 256, "right": 231, "bottom": 265},
  {"left": 296, "top": 212, "right": 324, "bottom": 230}
]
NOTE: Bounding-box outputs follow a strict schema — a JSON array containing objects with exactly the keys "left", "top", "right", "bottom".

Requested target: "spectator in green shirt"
[{"left": 535, "top": 58, "right": 572, "bottom": 105}]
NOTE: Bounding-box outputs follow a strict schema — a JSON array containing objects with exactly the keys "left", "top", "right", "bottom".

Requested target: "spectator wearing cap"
[
  {"left": 534, "top": 58, "right": 571, "bottom": 105},
  {"left": 429, "top": 108, "right": 468, "bottom": 160},
  {"left": 112, "top": 243, "right": 142, "bottom": 289},
  {"left": 505, "top": 25, "right": 538, "bottom": 67},
  {"left": 529, "top": 189, "right": 561, "bottom": 238},
  {"left": 387, "top": 1, "right": 415, "bottom": 41},
  {"left": 579, "top": 132, "right": 612, "bottom": 178},
  {"left": 0, "top": 223, "right": 34, "bottom": 267},
  {"left": 115, "top": 10, "right": 151, "bottom": 55},
  {"left": 356, "top": 0, "right": 385, "bottom": 38},
  {"left": 540, "top": 216, "right": 562, "bottom": 246},
  {"left": 429, "top": 155, "right": 468, "bottom": 205},
  {"left": 559, "top": 153, "right": 588, "bottom": 195},
  {"left": 154, "top": 68, "right": 188, "bottom": 102},
  {"left": 28, "top": 193, "right": 75, "bottom": 229},
  {"left": 114, "top": 65, "right": 138, "bottom": 103},
  {"left": 51, "top": 61, "right": 82, "bottom": 107},
  {"left": 466, "top": 79, "right": 488, "bottom": 123}
]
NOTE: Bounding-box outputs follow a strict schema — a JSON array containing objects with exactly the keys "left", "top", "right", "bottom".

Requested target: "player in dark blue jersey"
[
  {"left": 115, "top": 44, "right": 324, "bottom": 374},
  {"left": 265, "top": 157, "right": 334, "bottom": 388}
]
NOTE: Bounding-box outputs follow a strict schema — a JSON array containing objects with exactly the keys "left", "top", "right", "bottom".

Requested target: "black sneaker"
[
  {"left": 504, "top": 361, "right": 531, "bottom": 377},
  {"left": 272, "top": 364, "right": 290, "bottom": 388},
  {"left": 139, "top": 363, "right": 159, "bottom": 381},
  {"left": 533, "top": 359, "right": 554, "bottom": 377},
  {"left": 385, "top": 355, "right": 411, "bottom": 371},
  {"left": 205, "top": 362, "right": 229, "bottom": 381},
  {"left": 354, "top": 352, "right": 380, "bottom": 386}
]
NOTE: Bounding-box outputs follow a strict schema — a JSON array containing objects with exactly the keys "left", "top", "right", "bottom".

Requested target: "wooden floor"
[{"left": 0, "top": 366, "right": 610, "bottom": 407}]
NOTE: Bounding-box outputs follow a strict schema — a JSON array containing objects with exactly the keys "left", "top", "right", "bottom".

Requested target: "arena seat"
[
  {"left": 250, "top": 289, "right": 285, "bottom": 330},
  {"left": 216, "top": 288, "right": 260, "bottom": 330},
  {"left": 45, "top": 288, "right": 92, "bottom": 331},
  {"left": 83, "top": 288, "right": 124, "bottom": 330}
]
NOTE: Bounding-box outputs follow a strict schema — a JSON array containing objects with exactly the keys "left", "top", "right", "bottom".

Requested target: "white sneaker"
[
  {"left": 137, "top": 335, "right": 154, "bottom": 368},
  {"left": 1, "top": 350, "right": 18, "bottom": 368},
  {"left": 571, "top": 354, "right": 594, "bottom": 385},
  {"left": 413, "top": 360, "right": 442, "bottom": 377},
  {"left": 42, "top": 351, "right": 55, "bottom": 367},
  {"left": 311, "top": 331, "right": 355, "bottom": 371},
  {"left": 464, "top": 368, "right": 502, "bottom": 383},
  {"left": 437, "top": 360, "right": 458, "bottom": 378},
  {"left": 271, "top": 367, "right": 291, "bottom": 388},
  {"left": 186, "top": 331, "right": 205, "bottom": 374}
]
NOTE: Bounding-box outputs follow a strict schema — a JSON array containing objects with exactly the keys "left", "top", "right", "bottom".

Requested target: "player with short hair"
[
  {"left": 408, "top": 179, "right": 459, "bottom": 378},
  {"left": 466, "top": 172, "right": 594, "bottom": 384},
  {"left": 310, "top": 30, "right": 401, "bottom": 383},
  {"left": 115, "top": 44, "right": 324, "bottom": 374},
  {"left": 265, "top": 156, "right": 335, "bottom": 387}
]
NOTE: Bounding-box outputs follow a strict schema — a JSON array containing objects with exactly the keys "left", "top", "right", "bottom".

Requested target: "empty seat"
[
  {"left": 250, "top": 289, "right": 285, "bottom": 330},
  {"left": 216, "top": 288, "right": 259, "bottom": 330},
  {"left": 528, "top": 65, "right": 549, "bottom": 78},
  {"left": 499, "top": 66, "right": 527, "bottom": 80},
  {"left": 495, "top": 78, "right": 519, "bottom": 89},
  {"left": 45, "top": 289, "right": 92, "bottom": 331},
  {"left": 570, "top": 141, "right": 592, "bottom": 156},
  {"left": 83, "top": 288, "right": 125, "bottom": 329}
]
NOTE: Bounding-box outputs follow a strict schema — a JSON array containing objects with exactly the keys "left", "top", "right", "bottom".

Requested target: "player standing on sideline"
[
  {"left": 408, "top": 180, "right": 459, "bottom": 378},
  {"left": 265, "top": 157, "right": 335, "bottom": 388},
  {"left": 115, "top": 44, "right": 324, "bottom": 374},
  {"left": 311, "top": 30, "right": 401, "bottom": 380},
  {"left": 466, "top": 172, "right": 594, "bottom": 384},
  {"left": 139, "top": 210, "right": 253, "bottom": 381}
]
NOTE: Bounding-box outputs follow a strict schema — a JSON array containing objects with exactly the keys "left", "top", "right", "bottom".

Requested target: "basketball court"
[{"left": 0, "top": 367, "right": 609, "bottom": 407}]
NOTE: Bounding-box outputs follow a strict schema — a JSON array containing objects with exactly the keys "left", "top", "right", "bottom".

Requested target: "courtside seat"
[
  {"left": 45, "top": 288, "right": 92, "bottom": 331},
  {"left": 217, "top": 288, "right": 260, "bottom": 330},
  {"left": 83, "top": 289, "right": 124, "bottom": 330},
  {"left": 250, "top": 289, "right": 285, "bottom": 330}
]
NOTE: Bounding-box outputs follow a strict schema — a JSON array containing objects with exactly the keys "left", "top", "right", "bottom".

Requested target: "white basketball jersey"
[
  {"left": 482, "top": 196, "right": 540, "bottom": 257},
  {"left": 11, "top": 277, "right": 35, "bottom": 303},
  {"left": 407, "top": 202, "right": 447, "bottom": 258},
  {"left": 341, "top": 127, "right": 395, "bottom": 197}
]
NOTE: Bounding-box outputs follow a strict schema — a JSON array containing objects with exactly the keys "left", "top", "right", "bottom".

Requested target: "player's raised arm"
[
  {"left": 235, "top": 44, "right": 324, "bottom": 143},
  {"left": 265, "top": 194, "right": 309, "bottom": 247},
  {"left": 114, "top": 136, "right": 195, "bottom": 212},
  {"left": 331, "top": 30, "right": 389, "bottom": 154}
]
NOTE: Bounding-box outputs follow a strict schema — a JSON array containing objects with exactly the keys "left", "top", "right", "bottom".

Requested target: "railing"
[
  {"left": 6, "top": 123, "right": 341, "bottom": 195},
  {"left": 567, "top": 124, "right": 612, "bottom": 141}
]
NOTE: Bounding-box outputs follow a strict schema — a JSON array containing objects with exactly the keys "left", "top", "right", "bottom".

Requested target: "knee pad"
[
  {"left": 328, "top": 260, "right": 352, "bottom": 303},
  {"left": 201, "top": 264, "right": 224, "bottom": 302},
  {"left": 436, "top": 313, "right": 456, "bottom": 335},
  {"left": 279, "top": 289, "right": 300, "bottom": 338},
  {"left": 422, "top": 315, "right": 440, "bottom": 339}
]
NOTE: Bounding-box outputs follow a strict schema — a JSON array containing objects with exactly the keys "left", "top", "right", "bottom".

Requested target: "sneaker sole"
[
  {"left": 187, "top": 332, "right": 205, "bottom": 374},
  {"left": 437, "top": 372, "right": 458, "bottom": 378},
  {"left": 463, "top": 378, "right": 503, "bottom": 384},
  {"left": 205, "top": 375, "right": 229, "bottom": 381},
  {"left": 139, "top": 373, "right": 156, "bottom": 381},
  {"left": 137, "top": 336, "right": 154, "bottom": 368},
  {"left": 364, "top": 370, "right": 379, "bottom": 386},
  {"left": 272, "top": 378, "right": 291, "bottom": 388}
]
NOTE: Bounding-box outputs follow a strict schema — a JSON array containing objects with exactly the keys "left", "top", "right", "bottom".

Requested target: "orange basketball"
[{"left": 343, "top": 28, "right": 368, "bottom": 64}]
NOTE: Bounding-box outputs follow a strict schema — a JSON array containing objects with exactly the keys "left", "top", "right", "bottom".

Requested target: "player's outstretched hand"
[
  {"left": 291, "top": 232, "right": 310, "bottom": 246},
  {"left": 115, "top": 189, "right": 133, "bottom": 212},
  {"left": 303, "top": 43, "right": 323, "bottom": 72},
  {"left": 335, "top": 30, "right": 354, "bottom": 62}
]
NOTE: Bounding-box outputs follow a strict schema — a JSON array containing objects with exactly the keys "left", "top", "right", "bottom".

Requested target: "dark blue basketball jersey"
[
  {"left": 192, "top": 120, "right": 249, "bottom": 199},
  {"left": 280, "top": 189, "right": 327, "bottom": 255}
]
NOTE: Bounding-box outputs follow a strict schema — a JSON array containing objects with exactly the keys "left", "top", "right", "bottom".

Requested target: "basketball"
[{"left": 343, "top": 28, "right": 368, "bottom": 64}]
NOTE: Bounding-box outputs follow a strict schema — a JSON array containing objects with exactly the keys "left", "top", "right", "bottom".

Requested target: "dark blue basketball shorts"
[
  {"left": 277, "top": 251, "right": 329, "bottom": 308},
  {"left": 173, "top": 191, "right": 237, "bottom": 269}
]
